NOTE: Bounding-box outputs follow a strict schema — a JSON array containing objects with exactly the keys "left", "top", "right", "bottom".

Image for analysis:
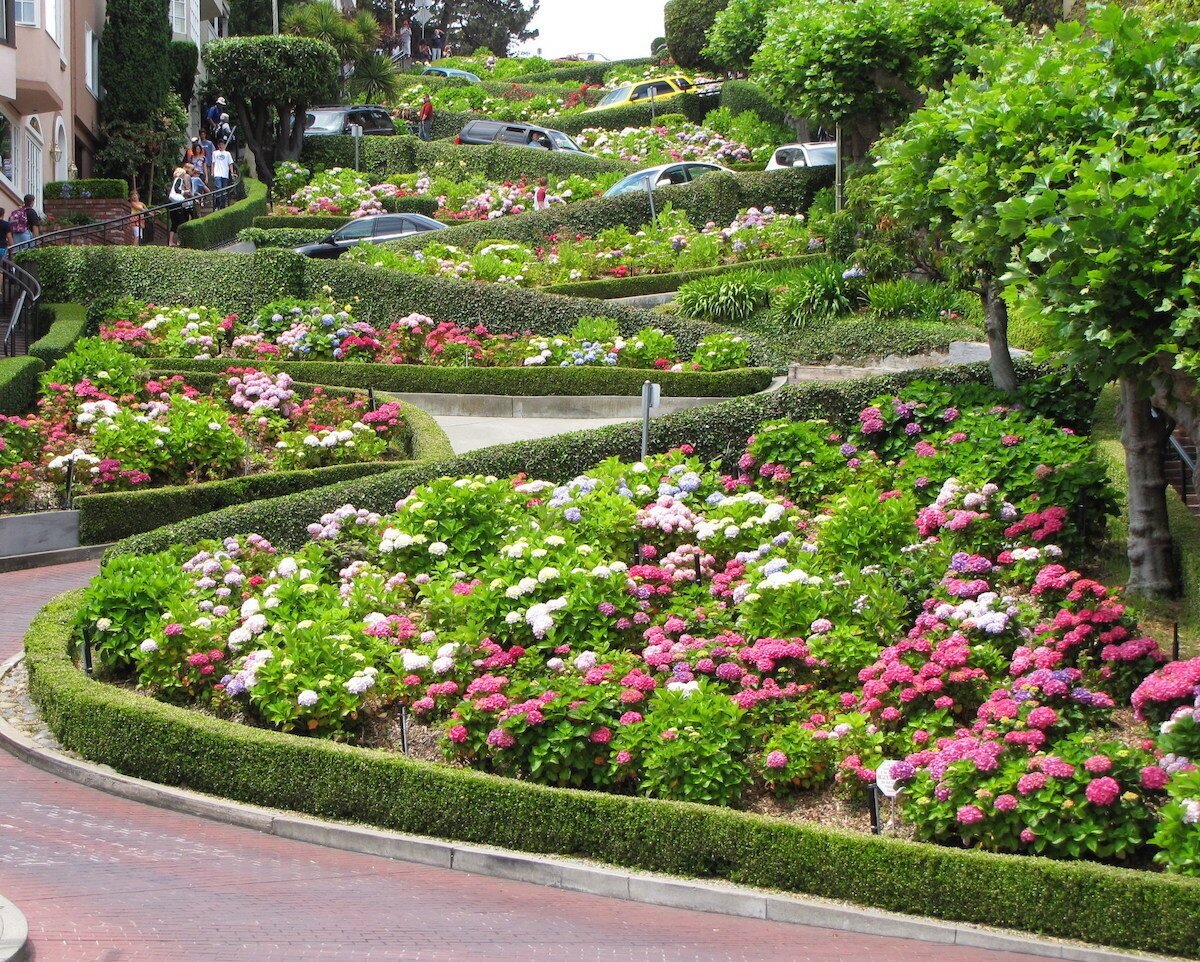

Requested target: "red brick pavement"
[{"left": 0, "top": 562, "right": 1055, "bottom": 962}]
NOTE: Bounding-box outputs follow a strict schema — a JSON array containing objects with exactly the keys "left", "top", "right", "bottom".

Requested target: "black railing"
[
  {"left": 1, "top": 257, "right": 43, "bottom": 357},
  {"left": 9, "top": 179, "right": 248, "bottom": 255},
  {"left": 1168, "top": 433, "right": 1197, "bottom": 504}
]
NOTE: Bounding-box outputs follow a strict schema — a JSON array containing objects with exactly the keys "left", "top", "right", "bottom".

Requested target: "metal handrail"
[
  {"left": 1, "top": 257, "right": 42, "bottom": 357},
  {"left": 9, "top": 179, "right": 248, "bottom": 255}
]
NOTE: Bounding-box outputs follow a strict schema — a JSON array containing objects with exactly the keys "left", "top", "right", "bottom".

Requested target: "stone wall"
[{"left": 42, "top": 199, "right": 135, "bottom": 246}]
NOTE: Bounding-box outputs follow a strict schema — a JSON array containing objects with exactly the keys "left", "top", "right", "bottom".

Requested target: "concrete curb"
[
  {"left": 0, "top": 892, "right": 28, "bottom": 962},
  {"left": 0, "top": 543, "right": 111, "bottom": 574},
  {"left": 0, "top": 652, "right": 1179, "bottom": 962}
]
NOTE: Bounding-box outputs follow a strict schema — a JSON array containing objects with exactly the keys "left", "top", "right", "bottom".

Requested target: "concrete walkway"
[
  {"left": 436, "top": 415, "right": 634, "bottom": 453},
  {"left": 0, "top": 562, "right": 1056, "bottom": 962}
]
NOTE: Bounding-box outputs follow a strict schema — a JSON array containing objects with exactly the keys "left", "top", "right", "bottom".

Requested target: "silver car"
[
  {"left": 293, "top": 213, "right": 446, "bottom": 259},
  {"left": 604, "top": 162, "right": 730, "bottom": 197}
]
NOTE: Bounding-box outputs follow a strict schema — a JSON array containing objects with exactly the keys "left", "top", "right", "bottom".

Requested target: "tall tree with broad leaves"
[{"left": 202, "top": 35, "right": 339, "bottom": 192}]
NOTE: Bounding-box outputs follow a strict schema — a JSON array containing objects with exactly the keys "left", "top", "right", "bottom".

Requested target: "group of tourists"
[
  {"left": 387, "top": 22, "right": 448, "bottom": 64},
  {"left": 165, "top": 97, "right": 239, "bottom": 246},
  {"left": 0, "top": 195, "right": 43, "bottom": 259}
]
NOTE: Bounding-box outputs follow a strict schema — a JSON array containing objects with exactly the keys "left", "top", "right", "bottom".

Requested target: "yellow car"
[{"left": 586, "top": 76, "right": 696, "bottom": 112}]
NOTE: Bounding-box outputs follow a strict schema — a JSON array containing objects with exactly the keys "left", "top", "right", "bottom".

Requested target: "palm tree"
[{"left": 349, "top": 52, "right": 401, "bottom": 103}]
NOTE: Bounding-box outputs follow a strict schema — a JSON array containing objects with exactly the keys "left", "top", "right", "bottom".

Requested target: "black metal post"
[
  {"left": 368, "top": 387, "right": 377, "bottom": 412},
  {"left": 694, "top": 552, "right": 703, "bottom": 584},
  {"left": 633, "top": 539, "right": 641, "bottom": 565},
  {"left": 64, "top": 459, "right": 74, "bottom": 509},
  {"left": 1174, "top": 621, "right": 1181, "bottom": 662},
  {"left": 400, "top": 704, "right": 409, "bottom": 754},
  {"left": 868, "top": 784, "right": 881, "bottom": 835},
  {"left": 82, "top": 629, "right": 93, "bottom": 675}
]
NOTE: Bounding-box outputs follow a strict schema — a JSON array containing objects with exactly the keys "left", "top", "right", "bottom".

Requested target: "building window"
[
  {"left": 170, "top": 0, "right": 185, "bottom": 34},
  {"left": 15, "top": 0, "right": 34, "bottom": 27},
  {"left": 85, "top": 25, "right": 99, "bottom": 93},
  {"left": 0, "top": 114, "right": 13, "bottom": 186},
  {"left": 44, "top": 0, "right": 57, "bottom": 42}
]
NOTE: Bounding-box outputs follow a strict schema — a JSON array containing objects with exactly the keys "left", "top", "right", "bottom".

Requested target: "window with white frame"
[
  {"left": 85, "top": 25, "right": 99, "bottom": 94},
  {"left": 15, "top": 0, "right": 35, "bottom": 27},
  {"left": 0, "top": 113, "right": 14, "bottom": 187},
  {"left": 170, "top": 0, "right": 186, "bottom": 35}
]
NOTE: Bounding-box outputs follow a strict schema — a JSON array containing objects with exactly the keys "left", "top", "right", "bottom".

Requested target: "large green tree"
[
  {"left": 97, "top": 0, "right": 181, "bottom": 197},
  {"left": 362, "top": 0, "right": 539, "bottom": 54},
  {"left": 704, "top": 0, "right": 770, "bottom": 72},
  {"left": 664, "top": 0, "right": 730, "bottom": 71},
  {"left": 751, "top": 0, "right": 1014, "bottom": 159},
  {"left": 203, "top": 35, "right": 339, "bottom": 191}
]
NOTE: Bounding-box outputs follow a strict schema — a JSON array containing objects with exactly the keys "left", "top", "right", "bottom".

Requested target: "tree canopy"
[
  {"left": 704, "top": 0, "right": 770, "bottom": 72},
  {"left": 664, "top": 0, "right": 730, "bottom": 71},
  {"left": 203, "top": 35, "right": 339, "bottom": 189}
]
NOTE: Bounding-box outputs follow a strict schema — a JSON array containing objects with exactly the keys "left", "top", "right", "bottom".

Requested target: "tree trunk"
[
  {"left": 1120, "top": 375, "right": 1179, "bottom": 597},
  {"left": 982, "top": 277, "right": 1018, "bottom": 392}
]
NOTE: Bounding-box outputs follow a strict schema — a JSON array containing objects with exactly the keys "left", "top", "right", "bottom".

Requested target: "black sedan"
[{"left": 293, "top": 213, "right": 446, "bottom": 259}]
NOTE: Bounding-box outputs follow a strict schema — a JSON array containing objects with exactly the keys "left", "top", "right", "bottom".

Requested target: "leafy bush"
[
  {"left": 770, "top": 259, "right": 864, "bottom": 330},
  {"left": 0, "top": 356, "right": 43, "bottom": 415},
  {"left": 27, "top": 304, "right": 89, "bottom": 365},
  {"left": 237, "top": 227, "right": 329, "bottom": 249},
  {"left": 45, "top": 179, "right": 130, "bottom": 200},
  {"left": 866, "top": 278, "right": 966, "bottom": 322},
  {"left": 177, "top": 179, "right": 269, "bottom": 249},
  {"left": 675, "top": 270, "right": 774, "bottom": 323},
  {"left": 664, "top": 0, "right": 728, "bottom": 70}
]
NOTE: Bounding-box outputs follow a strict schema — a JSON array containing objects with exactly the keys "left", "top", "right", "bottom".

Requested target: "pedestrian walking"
[
  {"left": 206, "top": 96, "right": 226, "bottom": 132},
  {"left": 188, "top": 165, "right": 209, "bottom": 215},
  {"left": 0, "top": 209, "right": 12, "bottom": 259},
  {"left": 431, "top": 28, "right": 444, "bottom": 60},
  {"left": 198, "top": 131, "right": 216, "bottom": 184},
  {"left": 129, "top": 189, "right": 148, "bottom": 245},
  {"left": 211, "top": 139, "right": 235, "bottom": 209},
  {"left": 167, "top": 167, "right": 192, "bottom": 247},
  {"left": 9, "top": 195, "right": 40, "bottom": 247},
  {"left": 418, "top": 93, "right": 434, "bottom": 141}
]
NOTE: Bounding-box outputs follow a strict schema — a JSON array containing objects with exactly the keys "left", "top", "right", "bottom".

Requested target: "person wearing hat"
[{"left": 206, "top": 96, "right": 226, "bottom": 132}]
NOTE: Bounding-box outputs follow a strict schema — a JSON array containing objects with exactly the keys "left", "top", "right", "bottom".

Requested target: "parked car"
[
  {"left": 586, "top": 76, "right": 720, "bottom": 113},
  {"left": 421, "top": 66, "right": 482, "bottom": 83},
  {"left": 556, "top": 52, "right": 609, "bottom": 62},
  {"left": 765, "top": 142, "right": 838, "bottom": 171},
  {"left": 304, "top": 105, "right": 396, "bottom": 137},
  {"left": 603, "top": 162, "right": 730, "bottom": 197},
  {"left": 292, "top": 214, "right": 446, "bottom": 259},
  {"left": 455, "top": 119, "right": 588, "bottom": 153}
]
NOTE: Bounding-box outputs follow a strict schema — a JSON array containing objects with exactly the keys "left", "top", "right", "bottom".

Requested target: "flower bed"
[
  {"left": 0, "top": 338, "right": 410, "bottom": 513},
  {"left": 272, "top": 163, "right": 622, "bottom": 221},
  {"left": 576, "top": 116, "right": 767, "bottom": 166},
  {"left": 351, "top": 207, "right": 813, "bottom": 286},
  {"left": 70, "top": 380, "right": 1200, "bottom": 880},
  {"left": 96, "top": 297, "right": 755, "bottom": 373},
  {"left": 392, "top": 80, "right": 600, "bottom": 124}
]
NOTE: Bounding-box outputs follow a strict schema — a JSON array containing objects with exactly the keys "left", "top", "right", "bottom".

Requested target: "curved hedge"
[
  {"left": 27, "top": 303, "right": 89, "bottom": 365},
  {"left": 131, "top": 359, "right": 774, "bottom": 398},
  {"left": 108, "top": 360, "right": 1073, "bottom": 558},
  {"left": 23, "top": 589, "right": 1199, "bottom": 958},
  {"left": 0, "top": 356, "right": 42, "bottom": 415},
  {"left": 300, "top": 134, "right": 633, "bottom": 181},
  {"left": 20, "top": 254, "right": 788, "bottom": 368},
  {"left": 178, "top": 179, "right": 269, "bottom": 250},
  {"left": 541, "top": 255, "right": 813, "bottom": 299},
  {"left": 508, "top": 58, "right": 657, "bottom": 85}
]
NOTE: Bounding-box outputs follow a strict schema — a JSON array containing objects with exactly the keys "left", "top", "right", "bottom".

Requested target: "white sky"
[{"left": 516, "top": 0, "right": 668, "bottom": 61}]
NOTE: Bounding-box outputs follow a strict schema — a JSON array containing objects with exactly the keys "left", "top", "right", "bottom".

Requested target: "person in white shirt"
[{"left": 211, "top": 140, "right": 235, "bottom": 209}]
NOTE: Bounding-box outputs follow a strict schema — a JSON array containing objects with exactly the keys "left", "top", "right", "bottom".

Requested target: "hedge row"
[
  {"left": 137, "top": 358, "right": 774, "bottom": 398},
  {"left": 44, "top": 178, "right": 130, "bottom": 200},
  {"left": 0, "top": 356, "right": 42, "bottom": 415},
  {"left": 508, "top": 57, "right": 657, "bottom": 85},
  {"left": 178, "top": 180, "right": 269, "bottom": 250},
  {"left": 23, "top": 252, "right": 787, "bottom": 368},
  {"left": 300, "top": 134, "right": 632, "bottom": 180},
  {"left": 72, "top": 388, "right": 452, "bottom": 544},
  {"left": 541, "top": 255, "right": 814, "bottom": 299},
  {"left": 237, "top": 227, "right": 327, "bottom": 249},
  {"left": 27, "top": 303, "right": 89, "bottom": 365},
  {"left": 719, "top": 79, "right": 789, "bottom": 128},
  {"left": 76, "top": 460, "right": 404, "bottom": 544},
  {"left": 383, "top": 168, "right": 831, "bottom": 255},
  {"left": 111, "top": 361, "right": 1058, "bottom": 557}
]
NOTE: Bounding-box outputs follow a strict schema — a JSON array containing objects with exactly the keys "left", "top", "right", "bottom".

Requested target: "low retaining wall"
[
  {"left": 0, "top": 511, "right": 79, "bottom": 559},
  {"left": 789, "top": 342, "right": 1029, "bottom": 382}
]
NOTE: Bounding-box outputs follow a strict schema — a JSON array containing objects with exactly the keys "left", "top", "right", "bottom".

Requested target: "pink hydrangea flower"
[
  {"left": 1085, "top": 776, "right": 1121, "bottom": 806},
  {"left": 766, "top": 750, "right": 788, "bottom": 770},
  {"left": 956, "top": 804, "right": 985, "bottom": 825}
]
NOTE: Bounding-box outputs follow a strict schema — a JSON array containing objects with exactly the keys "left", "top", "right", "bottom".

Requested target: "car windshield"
[
  {"left": 673, "top": 77, "right": 692, "bottom": 90},
  {"left": 549, "top": 130, "right": 581, "bottom": 151},
  {"left": 608, "top": 171, "right": 650, "bottom": 194},
  {"left": 597, "top": 87, "right": 630, "bottom": 107},
  {"left": 305, "top": 111, "right": 342, "bottom": 132},
  {"left": 805, "top": 144, "right": 838, "bottom": 166}
]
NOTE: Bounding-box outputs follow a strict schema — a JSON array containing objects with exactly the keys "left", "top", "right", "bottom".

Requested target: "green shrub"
[
  {"left": 27, "top": 304, "right": 89, "bottom": 365},
  {"left": 866, "top": 278, "right": 963, "bottom": 322},
  {"left": 0, "top": 356, "right": 44, "bottom": 415},
  {"left": 135, "top": 357, "right": 775, "bottom": 398},
  {"left": 719, "top": 79, "right": 788, "bottom": 128},
  {"left": 792, "top": 316, "right": 983, "bottom": 364},
  {"left": 675, "top": 270, "right": 774, "bottom": 323},
  {"left": 542, "top": 255, "right": 813, "bottom": 299},
  {"left": 177, "top": 179, "right": 269, "bottom": 249},
  {"left": 44, "top": 179, "right": 130, "bottom": 200},
  {"left": 769, "top": 259, "right": 862, "bottom": 330},
  {"left": 21, "top": 249, "right": 789, "bottom": 368},
  {"left": 507, "top": 58, "right": 656, "bottom": 85},
  {"left": 237, "top": 227, "right": 329, "bottom": 249}
]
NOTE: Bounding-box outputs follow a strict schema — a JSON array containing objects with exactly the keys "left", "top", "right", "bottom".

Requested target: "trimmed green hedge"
[
  {"left": 510, "top": 58, "right": 656, "bottom": 85},
  {"left": 134, "top": 358, "right": 774, "bottom": 398},
  {"left": 382, "top": 169, "right": 831, "bottom": 254},
  {"left": 76, "top": 460, "right": 405, "bottom": 544},
  {"left": 23, "top": 254, "right": 788, "bottom": 368},
  {"left": 0, "top": 356, "right": 43, "bottom": 415},
  {"left": 719, "top": 79, "right": 789, "bottom": 127},
  {"left": 237, "top": 227, "right": 328, "bottom": 249},
  {"left": 27, "top": 303, "right": 89, "bottom": 365},
  {"left": 44, "top": 178, "right": 130, "bottom": 200},
  {"left": 300, "top": 134, "right": 633, "bottom": 180},
  {"left": 542, "top": 255, "right": 814, "bottom": 299},
  {"left": 111, "top": 361, "right": 1059, "bottom": 557},
  {"left": 25, "top": 587, "right": 1200, "bottom": 958},
  {"left": 178, "top": 179, "right": 269, "bottom": 250}
]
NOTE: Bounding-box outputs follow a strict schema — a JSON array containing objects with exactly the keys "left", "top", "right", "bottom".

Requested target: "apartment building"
[{"left": 0, "top": 0, "right": 223, "bottom": 214}]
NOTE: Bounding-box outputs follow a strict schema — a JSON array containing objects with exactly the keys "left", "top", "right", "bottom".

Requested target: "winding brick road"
[{"left": 0, "top": 561, "right": 1051, "bottom": 962}]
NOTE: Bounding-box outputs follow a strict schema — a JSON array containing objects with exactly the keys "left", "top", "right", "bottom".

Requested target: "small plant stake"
[
  {"left": 399, "top": 703, "right": 409, "bottom": 754},
  {"left": 64, "top": 458, "right": 75, "bottom": 510}
]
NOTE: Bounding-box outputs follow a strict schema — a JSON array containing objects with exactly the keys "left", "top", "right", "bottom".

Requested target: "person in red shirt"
[{"left": 418, "top": 94, "right": 434, "bottom": 142}]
